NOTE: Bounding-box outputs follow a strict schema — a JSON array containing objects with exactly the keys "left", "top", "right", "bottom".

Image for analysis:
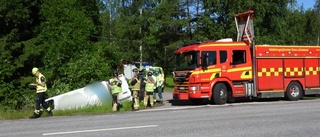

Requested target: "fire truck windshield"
[{"left": 175, "top": 51, "right": 199, "bottom": 71}]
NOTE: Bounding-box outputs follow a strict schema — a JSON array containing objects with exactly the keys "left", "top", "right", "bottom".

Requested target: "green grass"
[
  {"left": 0, "top": 100, "right": 164, "bottom": 120},
  {"left": 0, "top": 109, "right": 33, "bottom": 120},
  {"left": 0, "top": 101, "right": 131, "bottom": 120},
  {"left": 0, "top": 77, "right": 176, "bottom": 120},
  {"left": 165, "top": 75, "right": 174, "bottom": 92}
]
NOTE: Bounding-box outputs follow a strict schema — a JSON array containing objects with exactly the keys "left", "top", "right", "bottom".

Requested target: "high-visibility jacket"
[
  {"left": 155, "top": 74, "right": 164, "bottom": 88},
  {"left": 110, "top": 78, "right": 122, "bottom": 94},
  {"left": 36, "top": 73, "right": 47, "bottom": 93},
  {"left": 145, "top": 76, "right": 156, "bottom": 92},
  {"left": 130, "top": 77, "right": 141, "bottom": 91}
]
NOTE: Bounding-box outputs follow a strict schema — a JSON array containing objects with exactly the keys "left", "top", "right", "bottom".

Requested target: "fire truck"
[{"left": 173, "top": 10, "right": 320, "bottom": 104}]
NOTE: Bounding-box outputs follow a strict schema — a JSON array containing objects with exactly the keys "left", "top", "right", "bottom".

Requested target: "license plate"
[{"left": 178, "top": 86, "right": 185, "bottom": 90}]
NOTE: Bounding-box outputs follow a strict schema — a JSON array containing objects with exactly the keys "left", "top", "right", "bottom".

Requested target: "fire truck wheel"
[
  {"left": 285, "top": 82, "right": 302, "bottom": 101},
  {"left": 213, "top": 83, "right": 227, "bottom": 105}
]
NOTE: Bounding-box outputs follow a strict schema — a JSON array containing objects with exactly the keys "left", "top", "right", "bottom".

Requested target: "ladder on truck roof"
[
  {"left": 234, "top": 10, "right": 254, "bottom": 46},
  {"left": 235, "top": 10, "right": 257, "bottom": 98}
]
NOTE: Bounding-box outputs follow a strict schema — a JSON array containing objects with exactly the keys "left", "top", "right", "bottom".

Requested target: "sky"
[{"left": 297, "top": 0, "right": 316, "bottom": 10}]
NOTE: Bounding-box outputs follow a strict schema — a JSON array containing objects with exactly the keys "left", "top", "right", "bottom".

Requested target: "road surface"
[{"left": 1, "top": 92, "right": 320, "bottom": 137}]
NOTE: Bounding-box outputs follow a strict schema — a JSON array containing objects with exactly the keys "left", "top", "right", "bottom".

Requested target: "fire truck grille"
[{"left": 174, "top": 77, "right": 189, "bottom": 92}]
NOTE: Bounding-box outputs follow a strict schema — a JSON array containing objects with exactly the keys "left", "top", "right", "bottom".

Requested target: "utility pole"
[
  {"left": 108, "top": 0, "right": 114, "bottom": 44},
  {"left": 109, "top": 8, "right": 112, "bottom": 44},
  {"left": 139, "top": 9, "right": 143, "bottom": 68}
]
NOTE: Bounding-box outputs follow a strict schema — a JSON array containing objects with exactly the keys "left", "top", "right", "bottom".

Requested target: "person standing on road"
[
  {"left": 144, "top": 71, "right": 156, "bottom": 108},
  {"left": 153, "top": 70, "right": 164, "bottom": 104},
  {"left": 29, "top": 67, "right": 53, "bottom": 119},
  {"left": 129, "top": 68, "right": 141, "bottom": 111},
  {"left": 110, "top": 71, "right": 122, "bottom": 112}
]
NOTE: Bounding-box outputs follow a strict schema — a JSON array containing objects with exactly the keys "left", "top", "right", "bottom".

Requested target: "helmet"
[
  {"left": 32, "top": 67, "right": 39, "bottom": 75},
  {"left": 113, "top": 71, "right": 118, "bottom": 77},
  {"left": 132, "top": 68, "right": 139, "bottom": 72}
]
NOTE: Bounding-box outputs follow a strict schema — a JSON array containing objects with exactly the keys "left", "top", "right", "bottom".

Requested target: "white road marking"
[{"left": 43, "top": 125, "right": 158, "bottom": 136}]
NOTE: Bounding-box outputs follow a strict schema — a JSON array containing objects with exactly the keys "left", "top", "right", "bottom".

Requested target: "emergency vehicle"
[
  {"left": 173, "top": 10, "right": 320, "bottom": 104},
  {"left": 141, "top": 66, "right": 165, "bottom": 89}
]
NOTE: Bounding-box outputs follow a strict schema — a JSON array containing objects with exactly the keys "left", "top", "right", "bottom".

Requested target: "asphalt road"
[{"left": 1, "top": 92, "right": 320, "bottom": 137}]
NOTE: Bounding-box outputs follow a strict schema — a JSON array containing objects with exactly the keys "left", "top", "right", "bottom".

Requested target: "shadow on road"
[
  {"left": 162, "top": 91, "right": 320, "bottom": 107},
  {"left": 167, "top": 96, "right": 320, "bottom": 106}
]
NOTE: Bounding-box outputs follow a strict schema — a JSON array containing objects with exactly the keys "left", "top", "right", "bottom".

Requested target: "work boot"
[
  {"left": 47, "top": 110, "right": 53, "bottom": 116},
  {"left": 159, "top": 99, "right": 164, "bottom": 104},
  {"left": 112, "top": 103, "right": 118, "bottom": 112},
  {"left": 117, "top": 103, "right": 121, "bottom": 111},
  {"left": 39, "top": 109, "right": 43, "bottom": 116},
  {"left": 29, "top": 112, "right": 40, "bottom": 119}
]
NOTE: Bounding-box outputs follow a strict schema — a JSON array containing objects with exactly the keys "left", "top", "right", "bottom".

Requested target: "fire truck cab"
[{"left": 173, "top": 10, "right": 320, "bottom": 104}]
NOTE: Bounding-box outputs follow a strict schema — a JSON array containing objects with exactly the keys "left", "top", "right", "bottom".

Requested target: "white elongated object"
[
  {"left": 123, "top": 64, "right": 137, "bottom": 80},
  {"left": 46, "top": 74, "right": 132, "bottom": 110},
  {"left": 115, "top": 74, "right": 132, "bottom": 102}
]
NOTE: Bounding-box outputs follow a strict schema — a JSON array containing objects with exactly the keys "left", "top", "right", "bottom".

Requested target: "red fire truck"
[{"left": 173, "top": 10, "right": 320, "bottom": 104}]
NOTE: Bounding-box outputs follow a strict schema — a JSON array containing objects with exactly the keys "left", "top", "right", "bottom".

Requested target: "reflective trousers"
[
  {"left": 144, "top": 92, "right": 154, "bottom": 107},
  {"left": 132, "top": 90, "right": 140, "bottom": 110},
  {"left": 112, "top": 94, "right": 119, "bottom": 111}
]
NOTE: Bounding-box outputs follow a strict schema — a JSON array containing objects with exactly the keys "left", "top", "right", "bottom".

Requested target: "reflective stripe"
[
  {"left": 132, "top": 78, "right": 141, "bottom": 90},
  {"left": 145, "top": 83, "right": 154, "bottom": 92},
  {"left": 257, "top": 67, "right": 311, "bottom": 77},
  {"left": 156, "top": 75, "right": 164, "bottom": 87},
  {"left": 111, "top": 85, "right": 122, "bottom": 94},
  {"left": 110, "top": 78, "right": 122, "bottom": 94},
  {"left": 36, "top": 73, "right": 47, "bottom": 93}
]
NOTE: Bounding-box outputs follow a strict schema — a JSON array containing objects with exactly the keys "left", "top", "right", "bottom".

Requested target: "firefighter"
[
  {"left": 144, "top": 71, "right": 156, "bottom": 108},
  {"left": 29, "top": 67, "right": 53, "bottom": 119},
  {"left": 129, "top": 68, "right": 141, "bottom": 110},
  {"left": 110, "top": 71, "right": 122, "bottom": 112},
  {"left": 153, "top": 70, "right": 164, "bottom": 104}
]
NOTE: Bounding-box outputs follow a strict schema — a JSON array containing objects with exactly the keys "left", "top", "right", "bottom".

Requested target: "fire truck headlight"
[{"left": 190, "top": 86, "right": 199, "bottom": 91}]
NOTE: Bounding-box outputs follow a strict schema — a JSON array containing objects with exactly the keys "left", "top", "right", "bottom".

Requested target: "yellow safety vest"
[
  {"left": 36, "top": 73, "right": 47, "bottom": 93},
  {"left": 145, "top": 83, "right": 154, "bottom": 92},
  {"left": 156, "top": 75, "right": 164, "bottom": 87},
  {"left": 145, "top": 76, "right": 156, "bottom": 92},
  {"left": 110, "top": 78, "right": 122, "bottom": 94}
]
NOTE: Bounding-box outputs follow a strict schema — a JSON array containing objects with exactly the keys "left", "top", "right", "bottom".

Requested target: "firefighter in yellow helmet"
[
  {"left": 143, "top": 71, "right": 156, "bottom": 108},
  {"left": 129, "top": 68, "right": 141, "bottom": 111},
  {"left": 109, "top": 71, "right": 122, "bottom": 111},
  {"left": 29, "top": 67, "right": 53, "bottom": 119}
]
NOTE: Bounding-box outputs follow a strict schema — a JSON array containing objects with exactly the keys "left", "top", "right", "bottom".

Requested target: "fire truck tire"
[
  {"left": 285, "top": 82, "right": 302, "bottom": 101},
  {"left": 213, "top": 83, "right": 227, "bottom": 105}
]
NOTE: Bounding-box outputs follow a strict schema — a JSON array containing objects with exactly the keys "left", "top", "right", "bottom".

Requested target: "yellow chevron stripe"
[
  {"left": 192, "top": 68, "right": 221, "bottom": 74},
  {"left": 227, "top": 67, "right": 252, "bottom": 72}
]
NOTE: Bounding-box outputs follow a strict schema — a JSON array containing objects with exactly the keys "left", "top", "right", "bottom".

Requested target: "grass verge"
[
  {"left": 165, "top": 75, "right": 174, "bottom": 92},
  {"left": 1, "top": 76, "right": 176, "bottom": 120},
  {"left": 0, "top": 100, "right": 164, "bottom": 120}
]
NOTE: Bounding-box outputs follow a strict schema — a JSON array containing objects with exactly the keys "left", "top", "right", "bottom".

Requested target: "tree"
[{"left": 0, "top": 0, "right": 42, "bottom": 110}]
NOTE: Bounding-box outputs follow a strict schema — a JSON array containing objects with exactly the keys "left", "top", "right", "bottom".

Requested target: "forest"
[{"left": 0, "top": 0, "right": 319, "bottom": 110}]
